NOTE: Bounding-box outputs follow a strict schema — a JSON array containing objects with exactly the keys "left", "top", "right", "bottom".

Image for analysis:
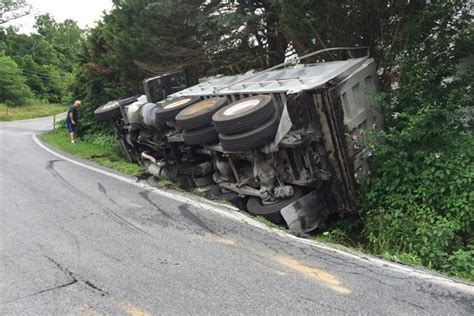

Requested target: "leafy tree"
[
  {"left": 0, "top": 0, "right": 30, "bottom": 25},
  {"left": 69, "top": 23, "right": 133, "bottom": 132},
  {"left": 0, "top": 53, "right": 33, "bottom": 105},
  {"left": 103, "top": 0, "right": 207, "bottom": 83},
  {"left": 276, "top": 0, "right": 428, "bottom": 74},
  {"left": 198, "top": 0, "right": 287, "bottom": 73},
  {"left": 0, "top": 14, "right": 83, "bottom": 103},
  {"left": 2, "top": 29, "right": 66, "bottom": 102},
  {"left": 35, "top": 14, "right": 83, "bottom": 72}
]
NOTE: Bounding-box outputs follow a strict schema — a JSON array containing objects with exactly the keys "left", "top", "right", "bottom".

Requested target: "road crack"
[
  {"left": 45, "top": 256, "right": 109, "bottom": 296},
  {"left": 1, "top": 256, "right": 108, "bottom": 304}
]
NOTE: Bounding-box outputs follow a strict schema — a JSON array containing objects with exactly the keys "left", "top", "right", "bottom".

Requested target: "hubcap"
[
  {"left": 102, "top": 101, "right": 118, "bottom": 110},
  {"left": 223, "top": 99, "right": 260, "bottom": 116},
  {"left": 164, "top": 98, "right": 192, "bottom": 109},
  {"left": 184, "top": 100, "right": 216, "bottom": 115}
]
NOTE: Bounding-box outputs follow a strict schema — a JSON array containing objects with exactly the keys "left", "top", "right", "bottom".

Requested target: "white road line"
[{"left": 32, "top": 133, "right": 474, "bottom": 293}]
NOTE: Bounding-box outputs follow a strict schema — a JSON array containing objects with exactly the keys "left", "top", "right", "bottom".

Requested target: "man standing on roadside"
[{"left": 66, "top": 100, "right": 81, "bottom": 143}]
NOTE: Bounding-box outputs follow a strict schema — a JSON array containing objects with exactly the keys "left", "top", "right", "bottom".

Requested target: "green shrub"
[
  {"left": 358, "top": 1, "right": 473, "bottom": 280},
  {"left": 84, "top": 133, "right": 118, "bottom": 151},
  {"left": 362, "top": 137, "right": 473, "bottom": 271},
  {"left": 447, "top": 248, "right": 474, "bottom": 280}
]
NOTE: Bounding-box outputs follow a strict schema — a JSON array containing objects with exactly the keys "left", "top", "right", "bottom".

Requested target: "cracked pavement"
[{"left": 1, "top": 117, "right": 473, "bottom": 315}]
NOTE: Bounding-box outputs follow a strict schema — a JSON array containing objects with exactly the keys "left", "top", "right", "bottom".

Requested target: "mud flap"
[{"left": 280, "top": 191, "right": 329, "bottom": 235}]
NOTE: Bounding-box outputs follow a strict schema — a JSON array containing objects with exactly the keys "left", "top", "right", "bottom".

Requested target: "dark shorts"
[{"left": 66, "top": 121, "right": 76, "bottom": 133}]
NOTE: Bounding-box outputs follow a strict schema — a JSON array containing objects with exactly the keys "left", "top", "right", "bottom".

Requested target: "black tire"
[
  {"left": 182, "top": 125, "right": 218, "bottom": 145},
  {"left": 219, "top": 113, "right": 279, "bottom": 152},
  {"left": 212, "top": 95, "right": 275, "bottom": 134},
  {"left": 94, "top": 97, "right": 138, "bottom": 121},
  {"left": 216, "top": 191, "right": 240, "bottom": 202},
  {"left": 176, "top": 98, "right": 228, "bottom": 130},
  {"left": 246, "top": 187, "right": 303, "bottom": 224},
  {"left": 155, "top": 97, "right": 201, "bottom": 122},
  {"left": 94, "top": 101, "right": 121, "bottom": 121},
  {"left": 193, "top": 175, "right": 214, "bottom": 187}
]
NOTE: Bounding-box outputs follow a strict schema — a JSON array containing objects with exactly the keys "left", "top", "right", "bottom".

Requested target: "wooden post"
[{"left": 53, "top": 115, "right": 56, "bottom": 133}]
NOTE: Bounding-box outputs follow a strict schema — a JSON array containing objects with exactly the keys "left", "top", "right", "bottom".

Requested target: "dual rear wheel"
[
  {"left": 212, "top": 95, "right": 279, "bottom": 152},
  {"left": 160, "top": 95, "right": 279, "bottom": 151}
]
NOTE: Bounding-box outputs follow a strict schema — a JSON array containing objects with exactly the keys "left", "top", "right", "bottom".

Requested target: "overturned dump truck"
[{"left": 94, "top": 49, "right": 383, "bottom": 234}]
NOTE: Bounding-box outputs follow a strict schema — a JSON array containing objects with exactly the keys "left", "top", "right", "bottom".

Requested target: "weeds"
[{"left": 41, "top": 130, "right": 146, "bottom": 177}]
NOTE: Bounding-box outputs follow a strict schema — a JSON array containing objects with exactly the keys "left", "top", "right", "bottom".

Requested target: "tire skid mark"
[
  {"left": 102, "top": 207, "right": 152, "bottom": 237},
  {"left": 46, "top": 159, "right": 89, "bottom": 199},
  {"left": 138, "top": 190, "right": 173, "bottom": 219},
  {"left": 55, "top": 224, "right": 82, "bottom": 262},
  {"left": 178, "top": 203, "right": 217, "bottom": 235},
  {"left": 98, "top": 182, "right": 120, "bottom": 206},
  {"left": 45, "top": 160, "right": 151, "bottom": 238},
  {"left": 98, "top": 182, "right": 107, "bottom": 194}
]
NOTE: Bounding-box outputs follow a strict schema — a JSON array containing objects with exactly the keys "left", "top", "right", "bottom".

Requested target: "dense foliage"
[
  {"left": 0, "top": 53, "right": 33, "bottom": 105},
  {"left": 358, "top": 1, "right": 473, "bottom": 280},
  {"left": 0, "top": 8, "right": 82, "bottom": 105}
]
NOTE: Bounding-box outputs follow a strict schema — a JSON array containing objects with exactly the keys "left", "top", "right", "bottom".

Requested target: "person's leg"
[
  {"left": 66, "top": 122, "right": 75, "bottom": 143},
  {"left": 72, "top": 125, "right": 77, "bottom": 142}
]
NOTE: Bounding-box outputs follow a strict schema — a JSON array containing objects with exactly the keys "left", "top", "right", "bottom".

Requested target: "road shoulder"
[{"left": 33, "top": 132, "right": 474, "bottom": 294}]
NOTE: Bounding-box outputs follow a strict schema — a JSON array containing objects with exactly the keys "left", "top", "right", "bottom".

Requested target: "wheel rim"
[
  {"left": 164, "top": 98, "right": 192, "bottom": 109},
  {"left": 223, "top": 99, "right": 260, "bottom": 116},
  {"left": 102, "top": 101, "right": 118, "bottom": 110},
  {"left": 184, "top": 100, "right": 216, "bottom": 115}
]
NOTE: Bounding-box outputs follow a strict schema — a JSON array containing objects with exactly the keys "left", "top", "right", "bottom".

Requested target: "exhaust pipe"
[{"left": 141, "top": 152, "right": 175, "bottom": 180}]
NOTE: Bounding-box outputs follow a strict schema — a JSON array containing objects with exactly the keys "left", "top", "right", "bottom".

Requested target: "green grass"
[
  {"left": 254, "top": 216, "right": 286, "bottom": 230},
  {"left": 41, "top": 130, "right": 146, "bottom": 177},
  {"left": 0, "top": 103, "right": 66, "bottom": 121}
]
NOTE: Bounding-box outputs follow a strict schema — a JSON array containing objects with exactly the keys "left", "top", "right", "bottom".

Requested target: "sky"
[{"left": 7, "top": 0, "right": 114, "bottom": 33}]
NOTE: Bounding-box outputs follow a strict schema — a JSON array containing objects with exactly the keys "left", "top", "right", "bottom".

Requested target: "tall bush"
[{"left": 360, "top": 1, "right": 473, "bottom": 279}]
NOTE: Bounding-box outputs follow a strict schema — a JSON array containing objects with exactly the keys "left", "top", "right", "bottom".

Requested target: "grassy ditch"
[
  {"left": 0, "top": 103, "right": 66, "bottom": 122},
  {"left": 41, "top": 130, "right": 146, "bottom": 177}
]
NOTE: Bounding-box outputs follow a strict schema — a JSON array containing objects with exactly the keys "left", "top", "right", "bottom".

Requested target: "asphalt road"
[{"left": 1, "top": 116, "right": 473, "bottom": 316}]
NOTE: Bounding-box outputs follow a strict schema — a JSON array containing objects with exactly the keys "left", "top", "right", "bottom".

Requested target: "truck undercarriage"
[{"left": 94, "top": 50, "right": 382, "bottom": 234}]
